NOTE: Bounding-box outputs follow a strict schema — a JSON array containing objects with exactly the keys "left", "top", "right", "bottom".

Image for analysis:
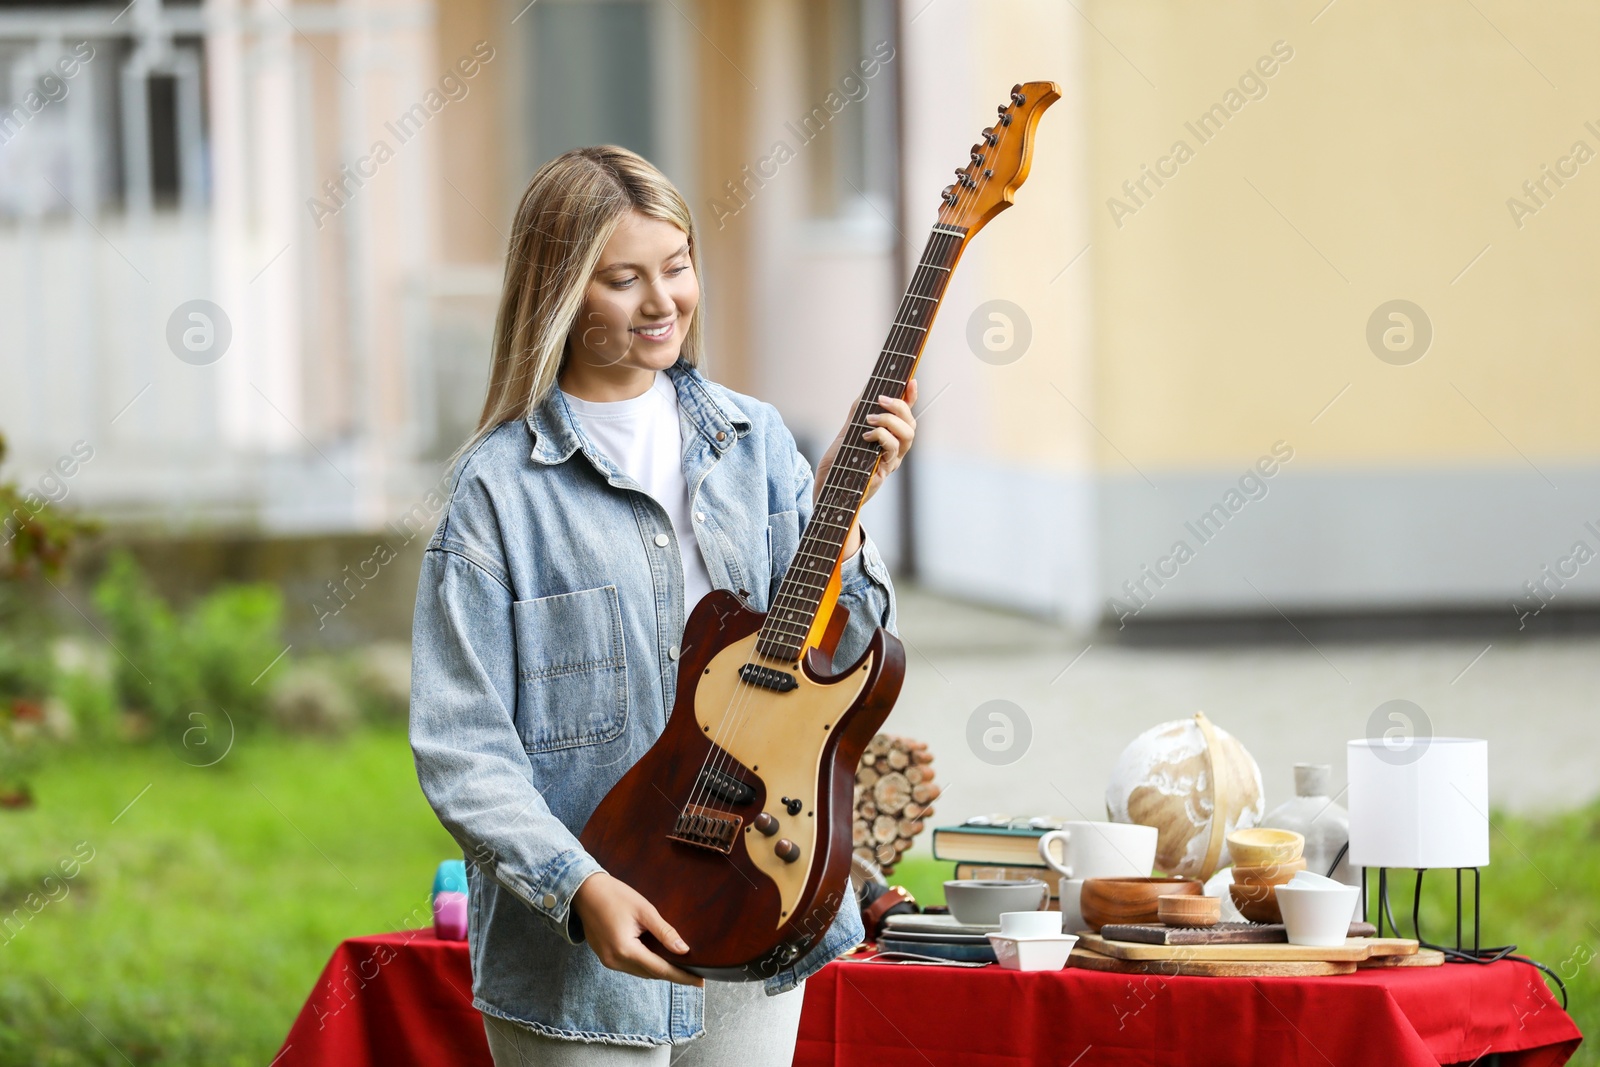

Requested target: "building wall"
[{"left": 1083, "top": 0, "right": 1600, "bottom": 623}]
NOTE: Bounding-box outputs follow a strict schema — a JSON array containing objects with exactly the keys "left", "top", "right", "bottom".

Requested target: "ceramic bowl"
[
  {"left": 1080, "top": 876, "right": 1202, "bottom": 930},
  {"left": 943, "top": 879, "right": 1051, "bottom": 926},
  {"left": 1276, "top": 883, "right": 1362, "bottom": 947},
  {"left": 1230, "top": 881, "right": 1283, "bottom": 924},
  {"left": 999, "top": 910, "right": 1063, "bottom": 938},
  {"left": 1158, "top": 893, "right": 1221, "bottom": 928},
  {"left": 1230, "top": 857, "right": 1307, "bottom": 886},
  {"left": 986, "top": 933, "right": 1079, "bottom": 972},
  {"left": 1226, "top": 828, "right": 1305, "bottom": 867}
]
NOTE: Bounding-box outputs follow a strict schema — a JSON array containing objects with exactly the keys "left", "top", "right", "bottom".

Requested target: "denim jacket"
[{"left": 409, "top": 357, "right": 897, "bottom": 1045}]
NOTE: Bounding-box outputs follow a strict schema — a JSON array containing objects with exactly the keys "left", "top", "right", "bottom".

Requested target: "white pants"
[{"left": 482, "top": 980, "right": 806, "bottom": 1067}]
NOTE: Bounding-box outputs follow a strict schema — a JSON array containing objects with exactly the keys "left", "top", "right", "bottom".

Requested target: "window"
[{"left": 797, "top": 0, "right": 896, "bottom": 220}]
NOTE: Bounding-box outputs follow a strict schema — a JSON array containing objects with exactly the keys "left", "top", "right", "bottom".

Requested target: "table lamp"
[{"left": 1347, "top": 737, "right": 1489, "bottom": 956}]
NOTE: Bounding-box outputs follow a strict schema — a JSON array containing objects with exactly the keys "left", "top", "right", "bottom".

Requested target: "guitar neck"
[{"left": 756, "top": 223, "right": 969, "bottom": 663}]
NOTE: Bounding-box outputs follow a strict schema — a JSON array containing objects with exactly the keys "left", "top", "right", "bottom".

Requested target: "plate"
[
  {"left": 873, "top": 929, "right": 993, "bottom": 945},
  {"left": 882, "top": 913, "right": 1001, "bottom": 936},
  {"left": 879, "top": 937, "right": 997, "bottom": 963}
]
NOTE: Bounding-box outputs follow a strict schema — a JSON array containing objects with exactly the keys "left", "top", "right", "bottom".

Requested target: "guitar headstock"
[{"left": 937, "top": 81, "right": 1061, "bottom": 236}]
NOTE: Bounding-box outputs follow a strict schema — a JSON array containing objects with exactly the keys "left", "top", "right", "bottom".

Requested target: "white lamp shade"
[{"left": 1347, "top": 737, "right": 1489, "bottom": 869}]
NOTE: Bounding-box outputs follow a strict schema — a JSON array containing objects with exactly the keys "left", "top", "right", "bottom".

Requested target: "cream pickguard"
[{"left": 692, "top": 631, "right": 873, "bottom": 924}]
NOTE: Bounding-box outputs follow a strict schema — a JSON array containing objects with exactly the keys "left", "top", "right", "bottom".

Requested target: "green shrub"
[{"left": 91, "top": 551, "right": 289, "bottom": 739}]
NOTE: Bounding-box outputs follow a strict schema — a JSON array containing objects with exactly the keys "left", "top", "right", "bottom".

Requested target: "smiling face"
[{"left": 559, "top": 209, "right": 700, "bottom": 400}]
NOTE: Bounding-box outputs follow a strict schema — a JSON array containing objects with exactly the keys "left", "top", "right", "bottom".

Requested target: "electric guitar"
[{"left": 580, "top": 82, "right": 1060, "bottom": 980}]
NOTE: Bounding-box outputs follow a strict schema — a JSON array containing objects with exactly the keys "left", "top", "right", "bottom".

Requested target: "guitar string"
[
  {"left": 681, "top": 104, "right": 1016, "bottom": 828},
  {"left": 677, "top": 106, "right": 1015, "bottom": 831},
  {"left": 690, "top": 229, "right": 962, "bottom": 825},
  {"left": 677, "top": 102, "right": 1020, "bottom": 838},
  {"left": 675, "top": 230, "right": 959, "bottom": 830}
]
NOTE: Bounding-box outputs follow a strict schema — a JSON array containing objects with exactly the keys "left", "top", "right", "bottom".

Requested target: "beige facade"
[{"left": 5, "top": 0, "right": 1595, "bottom": 628}]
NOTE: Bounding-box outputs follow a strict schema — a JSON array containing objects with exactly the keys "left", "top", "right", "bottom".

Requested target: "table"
[{"left": 276, "top": 932, "right": 1582, "bottom": 1066}]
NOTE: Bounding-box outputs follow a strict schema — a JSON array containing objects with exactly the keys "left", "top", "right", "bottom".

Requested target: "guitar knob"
[
  {"left": 775, "top": 839, "right": 801, "bottom": 863},
  {"left": 752, "top": 812, "right": 779, "bottom": 836}
]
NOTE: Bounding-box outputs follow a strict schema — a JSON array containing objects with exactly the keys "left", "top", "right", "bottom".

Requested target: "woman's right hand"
[{"left": 571, "top": 871, "right": 704, "bottom": 987}]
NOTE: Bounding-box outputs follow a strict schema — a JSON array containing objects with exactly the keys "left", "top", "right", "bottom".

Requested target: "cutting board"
[
  {"left": 1079, "top": 933, "right": 1417, "bottom": 963},
  {"left": 1069, "top": 946, "right": 1357, "bottom": 978},
  {"left": 1357, "top": 948, "right": 1445, "bottom": 969},
  {"left": 1098, "top": 921, "right": 1378, "bottom": 946}
]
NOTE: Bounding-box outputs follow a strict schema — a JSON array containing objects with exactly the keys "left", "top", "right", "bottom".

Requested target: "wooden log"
[
  {"left": 873, "top": 771, "right": 911, "bottom": 815},
  {"left": 852, "top": 821, "right": 869, "bottom": 848},
  {"left": 872, "top": 814, "right": 898, "bottom": 844},
  {"left": 898, "top": 818, "right": 924, "bottom": 838},
  {"left": 860, "top": 800, "right": 877, "bottom": 820},
  {"left": 855, "top": 765, "right": 880, "bottom": 788},
  {"left": 886, "top": 746, "right": 910, "bottom": 770},
  {"left": 912, "top": 782, "right": 940, "bottom": 804}
]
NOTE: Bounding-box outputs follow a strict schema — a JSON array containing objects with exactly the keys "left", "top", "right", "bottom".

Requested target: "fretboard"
[{"left": 755, "top": 224, "right": 968, "bottom": 663}]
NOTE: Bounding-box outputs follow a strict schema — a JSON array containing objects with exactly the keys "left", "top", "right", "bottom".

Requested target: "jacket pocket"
[{"left": 511, "top": 584, "right": 628, "bottom": 752}]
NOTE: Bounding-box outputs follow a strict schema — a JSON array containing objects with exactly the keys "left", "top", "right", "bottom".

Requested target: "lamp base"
[{"left": 1361, "top": 865, "right": 1567, "bottom": 1009}]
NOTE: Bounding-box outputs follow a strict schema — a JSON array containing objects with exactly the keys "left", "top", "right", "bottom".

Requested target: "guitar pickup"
[
  {"left": 738, "top": 663, "right": 798, "bottom": 692},
  {"left": 698, "top": 767, "right": 756, "bottom": 806},
  {"left": 667, "top": 805, "right": 741, "bottom": 853}
]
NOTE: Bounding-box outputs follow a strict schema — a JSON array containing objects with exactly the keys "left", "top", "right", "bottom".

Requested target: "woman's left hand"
[{"left": 816, "top": 378, "right": 918, "bottom": 507}]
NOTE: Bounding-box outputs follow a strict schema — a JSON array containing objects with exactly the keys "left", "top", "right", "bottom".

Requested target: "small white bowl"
[
  {"left": 999, "top": 910, "right": 1063, "bottom": 938},
  {"left": 1274, "top": 883, "right": 1361, "bottom": 947},
  {"left": 986, "top": 933, "right": 1079, "bottom": 972}
]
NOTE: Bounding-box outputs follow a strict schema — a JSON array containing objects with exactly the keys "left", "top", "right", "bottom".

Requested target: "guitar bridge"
[{"left": 668, "top": 805, "right": 741, "bottom": 854}]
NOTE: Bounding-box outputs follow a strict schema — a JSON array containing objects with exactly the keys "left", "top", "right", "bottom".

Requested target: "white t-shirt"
[{"left": 560, "top": 371, "right": 715, "bottom": 612}]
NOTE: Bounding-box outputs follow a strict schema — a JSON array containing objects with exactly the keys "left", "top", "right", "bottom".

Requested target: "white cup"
[
  {"left": 1037, "top": 821, "right": 1158, "bottom": 881},
  {"left": 1058, "top": 878, "right": 1087, "bottom": 934},
  {"left": 999, "top": 910, "right": 1064, "bottom": 938},
  {"left": 1275, "top": 883, "right": 1362, "bottom": 947}
]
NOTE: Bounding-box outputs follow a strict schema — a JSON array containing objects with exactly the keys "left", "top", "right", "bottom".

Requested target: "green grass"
[
  {"left": 890, "top": 808, "right": 1598, "bottom": 1064},
  {"left": 0, "top": 733, "right": 1593, "bottom": 1064},
  {"left": 0, "top": 728, "right": 455, "bottom": 1066}
]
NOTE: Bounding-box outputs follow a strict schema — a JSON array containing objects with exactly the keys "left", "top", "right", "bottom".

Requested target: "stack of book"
[{"left": 931, "top": 821, "right": 1062, "bottom": 901}]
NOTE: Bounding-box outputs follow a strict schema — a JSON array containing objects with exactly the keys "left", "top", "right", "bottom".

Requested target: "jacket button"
[
  {"left": 669, "top": 645, "right": 680, "bottom": 660},
  {"left": 716, "top": 431, "right": 726, "bottom": 442},
  {"left": 694, "top": 512, "right": 705, "bottom": 522},
  {"left": 654, "top": 533, "right": 670, "bottom": 547},
  {"left": 540, "top": 893, "right": 556, "bottom": 909}
]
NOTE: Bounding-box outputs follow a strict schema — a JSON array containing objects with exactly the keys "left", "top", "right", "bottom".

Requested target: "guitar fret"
[{"left": 893, "top": 323, "right": 927, "bottom": 331}]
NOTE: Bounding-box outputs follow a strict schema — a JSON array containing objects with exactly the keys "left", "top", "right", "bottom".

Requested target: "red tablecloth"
[{"left": 276, "top": 932, "right": 1581, "bottom": 1067}]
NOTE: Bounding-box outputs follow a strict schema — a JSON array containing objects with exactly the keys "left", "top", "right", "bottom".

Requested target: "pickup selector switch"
[{"left": 781, "top": 796, "right": 803, "bottom": 816}]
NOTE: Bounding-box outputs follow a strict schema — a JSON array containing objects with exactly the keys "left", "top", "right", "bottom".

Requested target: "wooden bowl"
[
  {"left": 1230, "top": 881, "right": 1283, "bottom": 924},
  {"left": 1080, "top": 877, "right": 1202, "bottom": 930},
  {"left": 1231, "top": 857, "right": 1306, "bottom": 886},
  {"left": 1226, "top": 828, "right": 1304, "bottom": 867},
  {"left": 1158, "top": 893, "right": 1220, "bottom": 928}
]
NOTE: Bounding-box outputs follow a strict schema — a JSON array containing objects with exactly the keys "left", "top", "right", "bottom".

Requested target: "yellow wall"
[{"left": 1083, "top": 0, "right": 1600, "bottom": 469}]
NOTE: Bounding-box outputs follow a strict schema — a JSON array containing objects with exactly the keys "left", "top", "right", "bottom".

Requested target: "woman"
[{"left": 409, "top": 145, "right": 917, "bottom": 1065}]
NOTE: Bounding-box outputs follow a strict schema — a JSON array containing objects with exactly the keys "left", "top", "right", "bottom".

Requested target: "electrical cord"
[{"left": 1329, "top": 842, "right": 1570, "bottom": 1012}]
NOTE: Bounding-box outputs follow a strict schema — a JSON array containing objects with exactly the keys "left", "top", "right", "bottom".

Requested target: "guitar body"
[{"left": 580, "top": 589, "right": 905, "bottom": 980}]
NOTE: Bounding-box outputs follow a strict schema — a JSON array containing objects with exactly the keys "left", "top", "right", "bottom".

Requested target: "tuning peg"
[
  {"left": 982, "top": 127, "right": 998, "bottom": 147},
  {"left": 970, "top": 151, "right": 984, "bottom": 164},
  {"left": 941, "top": 184, "right": 957, "bottom": 204},
  {"left": 997, "top": 104, "right": 1007, "bottom": 117},
  {"left": 1012, "top": 90, "right": 1026, "bottom": 106}
]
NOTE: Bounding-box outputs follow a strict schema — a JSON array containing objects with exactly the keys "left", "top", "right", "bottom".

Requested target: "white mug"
[{"left": 1037, "top": 821, "right": 1158, "bottom": 880}]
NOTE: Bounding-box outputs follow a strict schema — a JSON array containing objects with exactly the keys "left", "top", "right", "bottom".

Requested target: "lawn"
[
  {"left": 0, "top": 727, "right": 456, "bottom": 1066},
  {"left": 0, "top": 727, "right": 1592, "bottom": 1064}
]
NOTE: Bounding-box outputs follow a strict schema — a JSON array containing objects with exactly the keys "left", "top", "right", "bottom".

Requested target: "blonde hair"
[{"left": 452, "top": 145, "right": 705, "bottom": 470}]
